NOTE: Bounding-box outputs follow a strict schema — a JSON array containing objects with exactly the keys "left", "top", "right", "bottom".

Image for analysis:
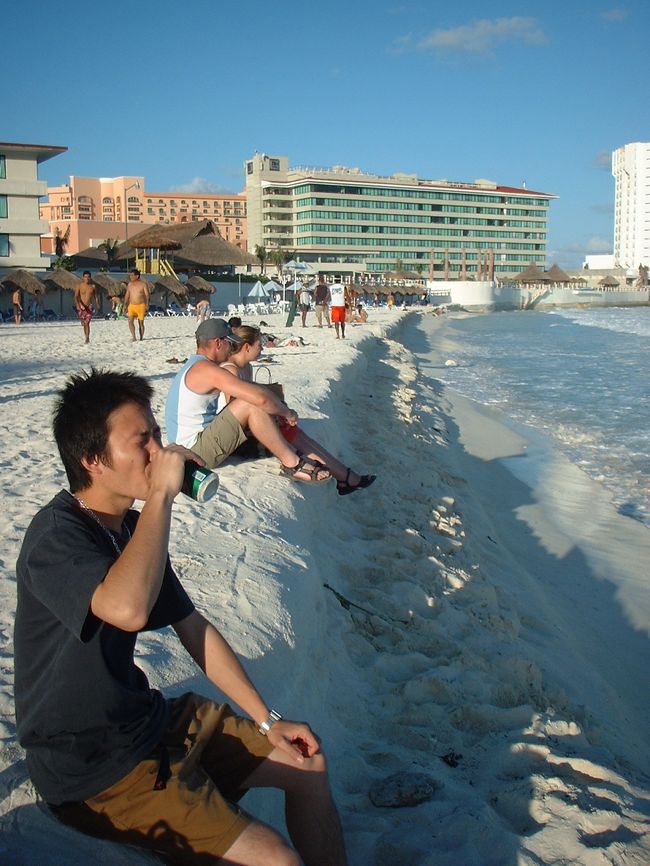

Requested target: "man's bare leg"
[
  {"left": 228, "top": 401, "right": 330, "bottom": 482},
  {"left": 241, "top": 748, "right": 347, "bottom": 866},
  {"left": 127, "top": 315, "right": 136, "bottom": 342},
  {"left": 220, "top": 820, "right": 299, "bottom": 866},
  {"left": 138, "top": 319, "right": 145, "bottom": 341}
]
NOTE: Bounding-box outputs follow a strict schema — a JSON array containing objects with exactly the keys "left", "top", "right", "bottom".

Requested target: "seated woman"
[{"left": 219, "top": 325, "right": 375, "bottom": 495}]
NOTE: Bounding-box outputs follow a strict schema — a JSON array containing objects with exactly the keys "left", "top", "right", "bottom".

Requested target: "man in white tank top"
[{"left": 165, "top": 319, "right": 331, "bottom": 484}]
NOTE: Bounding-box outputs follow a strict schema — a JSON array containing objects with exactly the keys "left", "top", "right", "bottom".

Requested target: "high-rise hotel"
[
  {"left": 613, "top": 142, "right": 650, "bottom": 271},
  {"left": 245, "top": 154, "right": 556, "bottom": 280}
]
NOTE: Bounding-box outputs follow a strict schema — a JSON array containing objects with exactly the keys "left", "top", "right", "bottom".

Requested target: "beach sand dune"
[{"left": 1, "top": 311, "right": 648, "bottom": 865}]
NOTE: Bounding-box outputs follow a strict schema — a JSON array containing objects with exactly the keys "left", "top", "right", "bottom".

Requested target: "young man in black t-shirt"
[{"left": 14, "top": 369, "right": 347, "bottom": 866}]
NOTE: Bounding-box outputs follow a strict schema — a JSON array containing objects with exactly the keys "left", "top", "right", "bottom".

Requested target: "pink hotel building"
[{"left": 40, "top": 176, "right": 247, "bottom": 255}]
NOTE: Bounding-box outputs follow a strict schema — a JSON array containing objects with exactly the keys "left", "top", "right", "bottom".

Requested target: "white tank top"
[{"left": 165, "top": 355, "right": 220, "bottom": 448}]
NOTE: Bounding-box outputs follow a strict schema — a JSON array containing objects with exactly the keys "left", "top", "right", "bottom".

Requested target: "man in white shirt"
[{"left": 329, "top": 283, "right": 347, "bottom": 339}]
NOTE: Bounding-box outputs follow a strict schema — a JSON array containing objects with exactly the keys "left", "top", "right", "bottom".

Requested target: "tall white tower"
[{"left": 612, "top": 142, "right": 650, "bottom": 270}]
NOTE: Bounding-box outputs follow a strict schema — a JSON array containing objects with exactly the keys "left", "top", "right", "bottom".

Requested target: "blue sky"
[{"left": 3, "top": 0, "right": 648, "bottom": 267}]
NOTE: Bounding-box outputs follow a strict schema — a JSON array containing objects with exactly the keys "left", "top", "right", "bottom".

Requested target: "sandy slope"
[{"left": 0, "top": 309, "right": 648, "bottom": 865}]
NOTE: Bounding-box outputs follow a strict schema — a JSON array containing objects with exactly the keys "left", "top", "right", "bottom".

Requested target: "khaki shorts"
[
  {"left": 49, "top": 693, "right": 274, "bottom": 864},
  {"left": 191, "top": 406, "right": 248, "bottom": 468}
]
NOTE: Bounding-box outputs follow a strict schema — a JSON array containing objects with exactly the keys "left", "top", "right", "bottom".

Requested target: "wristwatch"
[{"left": 258, "top": 709, "right": 283, "bottom": 735}]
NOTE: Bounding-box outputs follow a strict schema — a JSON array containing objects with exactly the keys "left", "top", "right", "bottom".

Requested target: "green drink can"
[{"left": 181, "top": 461, "right": 219, "bottom": 502}]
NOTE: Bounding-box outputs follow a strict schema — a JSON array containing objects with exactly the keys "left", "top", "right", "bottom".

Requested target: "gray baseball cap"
[{"left": 195, "top": 318, "right": 243, "bottom": 343}]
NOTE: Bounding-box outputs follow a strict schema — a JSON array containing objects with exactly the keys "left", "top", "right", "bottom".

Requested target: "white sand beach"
[{"left": 1, "top": 308, "right": 649, "bottom": 866}]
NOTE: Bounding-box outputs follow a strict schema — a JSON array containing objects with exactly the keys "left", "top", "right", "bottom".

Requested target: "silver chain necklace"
[{"left": 75, "top": 496, "right": 131, "bottom": 557}]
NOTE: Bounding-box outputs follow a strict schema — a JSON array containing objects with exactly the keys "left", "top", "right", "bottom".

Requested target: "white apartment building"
[
  {"left": 0, "top": 141, "right": 66, "bottom": 270},
  {"left": 613, "top": 142, "right": 650, "bottom": 270}
]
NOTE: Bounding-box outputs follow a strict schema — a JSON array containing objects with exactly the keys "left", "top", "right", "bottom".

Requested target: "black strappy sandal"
[
  {"left": 281, "top": 456, "right": 332, "bottom": 485},
  {"left": 337, "top": 468, "right": 376, "bottom": 496}
]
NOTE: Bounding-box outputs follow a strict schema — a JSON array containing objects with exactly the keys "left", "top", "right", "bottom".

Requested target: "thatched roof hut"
[
  {"left": 124, "top": 219, "right": 255, "bottom": 268},
  {"left": 41, "top": 269, "right": 82, "bottom": 292},
  {"left": 0, "top": 268, "right": 46, "bottom": 296},
  {"left": 92, "top": 273, "right": 126, "bottom": 297},
  {"left": 599, "top": 275, "right": 620, "bottom": 288},
  {"left": 545, "top": 264, "right": 571, "bottom": 283},
  {"left": 174, "top": 235, "right": 255, "bottom": 267},
  {"left": 186, "top": 275, "right": 215, "bottom": 294},
  {"left": 152, "top": 276, "right": 188, "bottom": 301},
  {"left": 383, "top": 269, "right": 424, "bottom": 283},
  {"left": 127, "top": 231, "right": 182, "bottom": 252},
  {"left": 513, "top": 263, "right": 548, "bottom": 283}
]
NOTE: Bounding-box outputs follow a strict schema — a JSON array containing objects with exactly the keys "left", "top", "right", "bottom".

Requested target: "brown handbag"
[{"left": 254, "top": 365, "right": 285, "bottom": 401}]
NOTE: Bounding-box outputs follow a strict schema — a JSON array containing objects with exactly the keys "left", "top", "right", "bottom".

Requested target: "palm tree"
[
  {"left": 254, "top": 244, "right": 267, "bottom": 275},
  {"left": 98, "top": 238, "right": 120, "bottom": 270},
  {"left": 269, "top": 247, "right": 287, "bottom": 278},
  {"left": 54, "top": 225, "right": 70, "bottom": 258},
  {"left": 53, "top": 225, "right": 73, "bottom": 269}
]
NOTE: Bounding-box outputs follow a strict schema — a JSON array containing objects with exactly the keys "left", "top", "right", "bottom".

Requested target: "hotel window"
[
  {"left": 128, "top": 196, "right": 140, "bottom": 203},
  {"left": 0, "top": 195, "right": 7, "bottom": 218},
  {"left": 247, "top": 162, "right": 253, "bottom": 174},
  {"left": 269, "top": 159, "right": 280, "bottom": 171},
  {"left": 0, "top": 156, "right": 5, "bottom": 179},
  {"left": 0, "top": 233, "right": 8, "bottom": 255}
]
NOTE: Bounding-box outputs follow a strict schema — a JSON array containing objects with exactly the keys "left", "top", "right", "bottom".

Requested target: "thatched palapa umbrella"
[
  {"left": 186, "top": 275, "right": 215, "bottom": 295},
  {"left": 152, "top": 275, "right": 188, "bottom": 304},
  {"left": 40, "top": 269, "right": 82, "bottom": 317},
  {"left": 92, "top": 273, "right": 126, "bottom": 298},
  {"left": 545, "top": 264, "right": 571, "bottom": 283},
  {"left": 41, "top": 269, "right": 82, "bottom": 292},
  {"left": 599, "top": 275, "right": 620, "bottom": 288},
  {"left": 0, "top": 268, "right": 46, "bottom": 296},
  {"left": 513, "top": 263, "right": 548, "bottom": 283}
]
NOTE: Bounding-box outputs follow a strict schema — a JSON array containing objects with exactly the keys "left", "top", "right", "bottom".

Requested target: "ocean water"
[{"left": 418, "top": 307, "right": 650, "bottom": 528}]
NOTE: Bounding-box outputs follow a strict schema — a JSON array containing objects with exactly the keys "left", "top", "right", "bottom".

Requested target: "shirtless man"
[
  {"left": 74, "top": 271, "right": 99, "bottom": 344},
  {"left": 123, "top": 269, "right": 150, "bottom": 341},
  {"left": 12, "top": 287, "right": 23, "bottom": 325}
]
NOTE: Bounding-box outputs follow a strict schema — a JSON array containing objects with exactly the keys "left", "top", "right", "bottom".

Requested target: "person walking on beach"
[
  {"left": 299, "top": 283, "right": 312, "bottom": 327},
  {"left": 329, "top": 282, "right": 347, "bottom": 339},
  {"left": 14, "top": 368, "right": 348, "bottom": 866},
  {"left": 220, "top": 325, "right": 376, "bottom": 495},
  {"left": 123, "top": 268, "right": 150, "bottom": 341},
  {"left": 73, "top": 271, "right": 99, "bottom": 344},
  {"left": 12, "top": 287, "right": 23, "bottom": 325},
  {"left": 165, "top": 318, "right": 332, "bottom": 484},
  {"left": 314, "top": 275, "right": 331, "bottom": 328}
]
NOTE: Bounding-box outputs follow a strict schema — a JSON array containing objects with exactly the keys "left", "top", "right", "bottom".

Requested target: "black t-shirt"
[
  {"left": 14, "top": 490, "right": 195, "bottom": 804},
  {"left": 314, "top": 284, "right": 330, "bottom": 305}
]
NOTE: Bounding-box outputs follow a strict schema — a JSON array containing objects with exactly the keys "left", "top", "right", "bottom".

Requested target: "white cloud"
[
  {"left": 601, "top": 8, "right": 628, "bottom": 22},
  {"left": 171, "top": 176, "right": 233, "bottom": 194},
  {"left": 417, "top": 17, "right": 547, "bottom": 56},
  {"left": 585, "top": 235, "right": 613, "bottom": 253},
  {"left": 550, "top": 235, "right": 614, "bottom": 267}
]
